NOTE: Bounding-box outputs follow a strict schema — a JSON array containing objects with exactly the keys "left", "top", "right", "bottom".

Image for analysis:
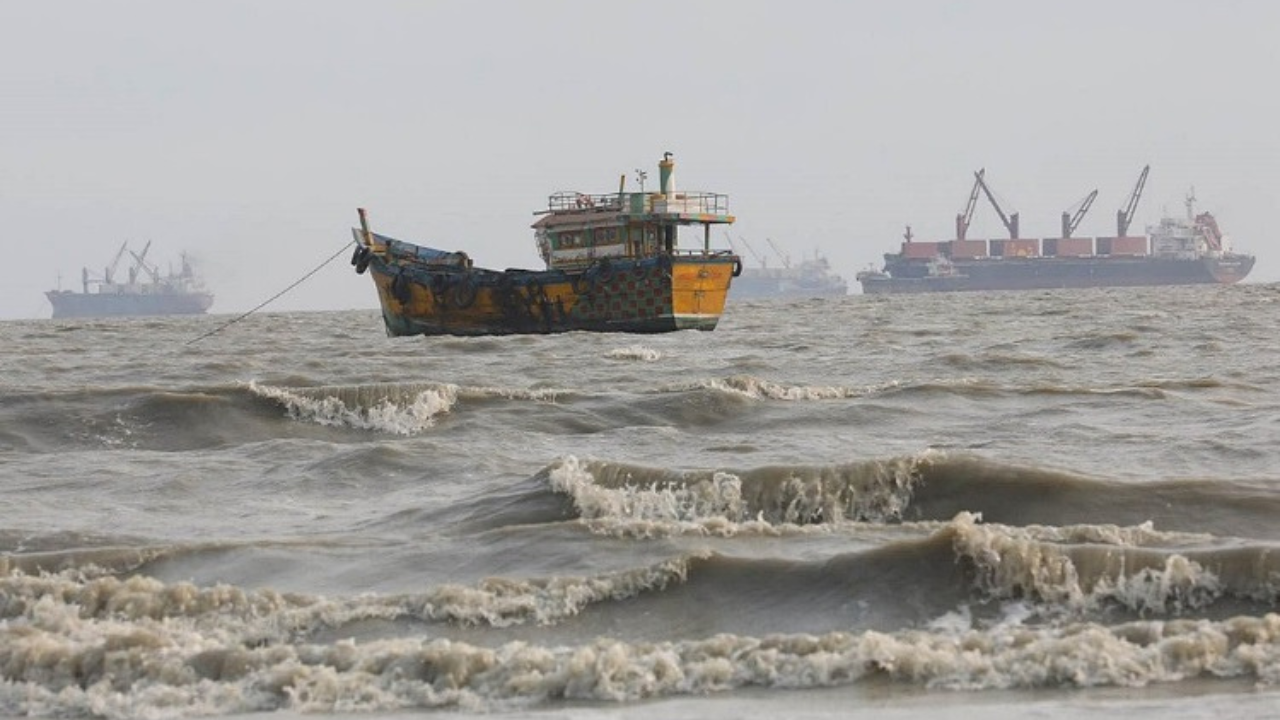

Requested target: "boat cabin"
[{"left": 531, "top": 153, "right": 735, "bottom": 271}]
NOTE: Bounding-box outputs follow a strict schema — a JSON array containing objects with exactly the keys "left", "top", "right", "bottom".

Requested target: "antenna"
[{"left": 634, "top": 169, "right": 648, "bottom": 193}]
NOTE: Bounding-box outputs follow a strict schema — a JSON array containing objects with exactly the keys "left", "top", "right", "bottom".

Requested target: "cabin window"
[{"left": 593, "top": 228, "right": 618, "bottom": 245}]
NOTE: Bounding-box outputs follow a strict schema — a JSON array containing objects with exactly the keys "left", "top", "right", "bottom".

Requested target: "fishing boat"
[{"left": 351, "top": 153, "right": 742, "bottom": 336}]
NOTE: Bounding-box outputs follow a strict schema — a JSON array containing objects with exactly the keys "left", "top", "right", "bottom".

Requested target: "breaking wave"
[
  {"left": 515, "top": 453, "right": 1280, "bottom": 543},
  {"left": 604, "top": 345, "right": 663, "bottom": 362},
  {"left": 249, "top": 381, "right": 458, "bottom": 435},
  {"left": 543, "top": 454, "right": 923, "bottom": 536},
  {"left": 6, "top": 523, "right": 1280, "bottom": 718}
]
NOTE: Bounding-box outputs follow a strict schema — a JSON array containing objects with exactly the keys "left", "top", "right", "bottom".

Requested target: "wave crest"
[
  {"left": 5, "top": 571, "right": 1280, "bottom": 719},
  {"left": 543, "top": 455, "right": 926, "bottom": 535},
  {"left": 604, "top": 345, "right": 663, "bottom": 362},
  {"left": 943, "top": 513, "right": 1268, "bottom": 615},
  {"left": 249, "top": 381, "right": 457, "bottom": 435},
  {"left": 700, "top": 374, "right": 871, "bottom": 401}
]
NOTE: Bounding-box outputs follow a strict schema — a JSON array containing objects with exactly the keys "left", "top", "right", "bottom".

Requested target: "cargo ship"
[
  {"left": 857, "top": 167, "right": 1255, "bottom": 294},
  {"left": 727, "top": 236, "right": 848, "bottom": 300},
  {"left": 46, "top": 242, "right": 214, "bottom": 318},
  {"left": 351, "top": 152, "right": 742, "bottom": 336}
]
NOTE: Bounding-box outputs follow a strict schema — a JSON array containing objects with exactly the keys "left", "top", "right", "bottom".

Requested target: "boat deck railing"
[
  {"left": 673, "top": 248, "right": 738, "bottom": 258},
  {"left": 546, "top": 191, "right": 730, "bottom": 216}
]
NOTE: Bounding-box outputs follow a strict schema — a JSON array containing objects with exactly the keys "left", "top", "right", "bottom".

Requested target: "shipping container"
[
  {"left": 901, "top": 241, "right": 943, "bottom": 259},
  {"left": 1111, "top": 236, "right": 1148, "bottom": 256},
  {"left": 1096, "top": 236, "right": 1147, "bottom": 256},
  {"left": 1003, "top": 239, "right": 1040, "bottom": 257},
  {"left": 1046, "top": 237, "right": 1094, "bottom": 257},
  {"left": 947, "top": 239, "right": 988, "bottom": 259}
]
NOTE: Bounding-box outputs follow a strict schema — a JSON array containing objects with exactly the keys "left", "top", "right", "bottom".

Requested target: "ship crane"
[
  {"left": 765, "top": 237, "right": 792, "bottom": 269},
  {"left": 727, "top": 233, "right": 769, "bottom": 268},
  {"left": 102, "top": 241, "right": 130, "bottom": 284},
  {"left": 1117, "top": 164, "right": 1150, "bottom": 236},
  {"left": 128, "top": 241, "right": 153, "bottom": 284},
  {"left": 128, "top": 243, "right": 161, "bottom": 285},
  {"left": 955, "top": 169, "right": 985, "bottom": 240},
  {"left": 974, "top": 170, "right": 1020, "bottom": 239},
  {"left": 1061, "top": 189, "right": 1098, "bottom": 238}
]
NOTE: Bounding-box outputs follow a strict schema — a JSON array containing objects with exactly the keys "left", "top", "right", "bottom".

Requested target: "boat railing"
[
  {"left": 673, "top": 248, "right": 738, "bottom": 258},
  {"left": 547, "top": 192, "right": 626, "bottom": 212},
  {"left": 650, "top": 192, "right": 730, "bottom": 216},
  {"left": 546, "top": 191, "right": 730, "bottom": 215}
]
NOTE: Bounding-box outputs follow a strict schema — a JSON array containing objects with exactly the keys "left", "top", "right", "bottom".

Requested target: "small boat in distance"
[
  {"left": 46, "top": 241, "right": 214, "bottom": 319},
  {"left": 351, "top": 153, "right": 742, "bottom": 337}
]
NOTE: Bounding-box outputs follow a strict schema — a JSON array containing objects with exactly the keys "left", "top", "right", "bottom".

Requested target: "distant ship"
[
  {"left": 728, "top": 237, "right": 849, "bottom": 300},
  {"left": 46, "top": 241, "right": 214, "bottom": 319},
  {"left": 857, "top": 167, "right": 1255, "bottom": 294}
]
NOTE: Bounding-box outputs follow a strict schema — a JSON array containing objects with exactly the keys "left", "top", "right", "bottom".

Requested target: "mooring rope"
[{"left": 184, "top": 240, "right": 355, "bottom": 346}]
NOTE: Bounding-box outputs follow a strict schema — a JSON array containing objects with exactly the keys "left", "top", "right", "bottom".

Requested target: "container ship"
[
  {"left": 46, "top": 241, "right": 214, "bottom": 319},
  {"left": 728, "top": 236, "right": 848, "bottom": 300},
  {"left": 857, "top": 167, "right": 1254, "bottom": 294}
]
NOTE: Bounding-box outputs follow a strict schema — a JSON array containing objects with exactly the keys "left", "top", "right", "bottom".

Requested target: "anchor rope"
[{"left": 184, "top": 240, "right": 356, "bottom": 346}]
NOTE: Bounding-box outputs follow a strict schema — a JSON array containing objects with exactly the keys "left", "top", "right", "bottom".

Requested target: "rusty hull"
[{"left": 364, "top": 249, "right": 738, "bottom": 337}]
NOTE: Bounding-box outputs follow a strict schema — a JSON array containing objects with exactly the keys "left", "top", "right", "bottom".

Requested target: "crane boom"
[
  {"left": 955, "top": 169, "right": 985, "bottom": 240},
  {"left": 129, "top": 250, "right": 161, "bottom": 284},
  {"left": 1061, "top": 189, "right": 1098, "bottom": 238},
  {"left": 103, "top": 241, "right": 129, "bottom": 284},
  {"left": 1117, "top": 165, "right": 1150, "bottom": 236},
  {"left": 974, "top": 170, "right": 1020, "bottom": 239},
  {"left": 728, "top": 234, "right": 768, "bottom": 267},
  {"left": 764, "top": 237, "right": 791, "bottom": 269},
  {"left": 128, "top": 240, "right": 153, "bottom": 283}
]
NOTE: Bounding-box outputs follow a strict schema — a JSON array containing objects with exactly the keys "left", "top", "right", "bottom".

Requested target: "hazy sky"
[{"left": 4, "top": 0, "right": 1277, "bottom": 319}]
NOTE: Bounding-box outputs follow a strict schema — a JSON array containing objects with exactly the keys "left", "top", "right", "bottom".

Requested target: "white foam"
[
  {"left": 543, "top": 455, "right": 923, "bottom": 538},
  {"left": 462, "top": 385, "right": 569, "bottom": 403},
  {"left": 947, "top": 512, "right": 1227, "bottom": 614},
  {"left": 420, "top": 554, "right": 704, "bottom": 627},
  {"left": 702, "top": 374, "right": 868, "bottom": 401},
  {"left": 249, "top": 381, "right": 457, "bottom": 435},
  {"left": 605, "top": 345, "right": 663, "bottom": 362},
  {"left": 6, "top": 570, "right": 1280, "bottom": 717}
]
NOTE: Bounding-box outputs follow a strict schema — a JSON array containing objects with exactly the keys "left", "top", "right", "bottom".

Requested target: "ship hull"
[
  {"left": 859, "top": 255, "right": 1255, "bottom": 295},
  {"left": 45, "top": 290, "right": 215, "bottom": 318},
  {"left": 364, "top": 241, "right": 738, "bottom": 337}
]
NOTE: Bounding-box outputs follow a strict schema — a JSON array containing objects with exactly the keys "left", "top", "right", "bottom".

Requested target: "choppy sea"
[{"left": 4, "top": 283, "right": 1280, "bottom": 720}]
